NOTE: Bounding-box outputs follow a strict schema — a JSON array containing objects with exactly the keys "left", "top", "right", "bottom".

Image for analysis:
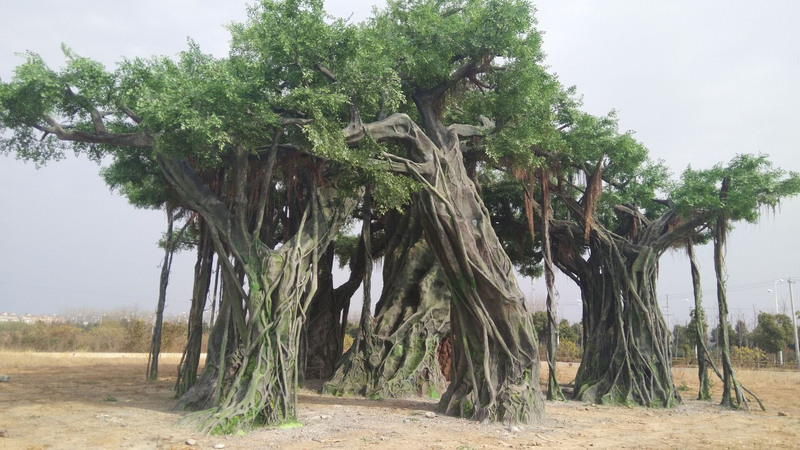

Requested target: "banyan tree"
[
  {"left": 4, "top": 0, "right": 800, "bottom": 435},
  {"left": 0, "top": 0, "right": 549, "bottom": 430}
]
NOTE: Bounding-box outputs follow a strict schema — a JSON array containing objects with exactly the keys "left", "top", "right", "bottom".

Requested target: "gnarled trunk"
[
  {"left": 179, "top": 189, "right": 356, "bottom": 433},
  {"left": 347, "top": 106, "right": 545, "bottom": 423},
  {"left": 324, "top": 206, "right": 451, "bottom": 399},
  {"left": 416, "top": 121, "right": 543, "bottom": 423},
  {"left": 555, "top": 225, "right": 678, "bottom": 407},
  {"left": 174, "top": 267, "right": 242, "bottom": 411}
]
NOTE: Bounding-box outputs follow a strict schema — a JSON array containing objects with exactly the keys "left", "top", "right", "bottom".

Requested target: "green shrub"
[
  {"left": 557, "top": 340, "right": 582, "bottom": 361},
  {"left": 731, "top": 346, "right": 767, "bottom": 368}
]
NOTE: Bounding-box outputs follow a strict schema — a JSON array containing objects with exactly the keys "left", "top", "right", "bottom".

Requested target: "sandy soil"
[{"left": 1, "top": 352, "right": 798, "bottom": 449}]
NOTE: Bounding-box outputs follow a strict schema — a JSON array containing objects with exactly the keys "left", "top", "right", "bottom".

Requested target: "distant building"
[
  {"left": 0, "top": 312, "right": 63, "bottom": 324},
  {"left": 0, "top": 312, "right": 20, "bottom": 323}
]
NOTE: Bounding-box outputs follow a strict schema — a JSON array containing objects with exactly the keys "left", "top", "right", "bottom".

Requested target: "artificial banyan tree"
[
  {"left": 325, "top": 205, "right": 452, "bottom": 399},
  {"left": 0, "top": 0, "right": 551, "bottom": 429},
  {"left": 5, "top": 0, "right": 800, "bottom": 435}
]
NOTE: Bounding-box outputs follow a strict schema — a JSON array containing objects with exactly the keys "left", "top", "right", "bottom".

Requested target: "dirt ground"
[{"left": 1, "top": 352, "right": 798, "bottom": 449}]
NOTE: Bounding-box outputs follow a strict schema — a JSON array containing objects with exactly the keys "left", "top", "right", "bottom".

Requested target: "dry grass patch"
[{"left": 0, "top": 353, "right": 798, "bottom": 449}]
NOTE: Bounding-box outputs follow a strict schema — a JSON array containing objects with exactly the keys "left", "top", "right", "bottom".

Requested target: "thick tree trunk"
[
  {"left": 179, "top": 190, "right": 356, "bottom": 432},
  {"left": 175, "top": 221, "right": 214, "bottom": 396},
  {"left": 148, "top": 207, "right": 175, "bottom": 381},
  {"left": 324, "top": 206, "right": 451, "bottom": 399},
  {"left": 417, "top": 128, "right": 543, "bottom": 423},
  {"left": 304, "top": 216, "right": 372, "bottom": 380},
  {"left": 556, "top": 225, "right": 678, "bottom": 407},
  {"left": 347, "top": 109, "right": 545, "bottom": 423},
  {"left": 687, "top": 241, "right": 711, "bottom": 400}
]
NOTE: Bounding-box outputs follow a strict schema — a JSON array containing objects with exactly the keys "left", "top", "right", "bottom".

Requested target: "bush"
[
  {"left": 123, "top": 319, "right": 151, "bottom": 353},
  {"left": 160, "top": 321, "right": 188, "bottom": 353},
  {"left": 557, "top": 340, "right": 582, "bottom": 361},
  {"left": 79, "top": 321, "right": 127, "bottom": 352},
  {"left": 731, "top": 346, "right": 768, "bottom": 368},
  {"left": 0, "top": 319, "right": 190, "bottom": 353}
]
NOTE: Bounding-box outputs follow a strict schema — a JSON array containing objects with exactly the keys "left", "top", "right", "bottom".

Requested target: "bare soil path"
[{"left": 1, "top": 352, "right": 798, "bottom": 449}]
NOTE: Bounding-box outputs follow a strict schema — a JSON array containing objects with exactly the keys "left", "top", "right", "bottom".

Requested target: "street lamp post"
[
  {"left": 770, "top": 279, "right": 785, "bottom": 314},
  {"left": 768, "top": 278, "right": 787, "bottom": 365},
  {"left": 788, "top": 279, "right": 800, "bottom": 370}
]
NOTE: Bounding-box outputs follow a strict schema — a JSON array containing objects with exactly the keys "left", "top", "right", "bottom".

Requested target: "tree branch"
[
  {"left": 315, "top": 63, "right": 338, "bottom": 83},
  {"left": 448, "top": 115, "right": 495, "bottom": 138},
  {"left": 120, "top": 106, "right": 143, "bottom": 124},
  {"left": 37, "top": 115, "right": 153, "bottom": 147},
  {"left": 157, "top": 155, "right": 251, "bottom": 262}
]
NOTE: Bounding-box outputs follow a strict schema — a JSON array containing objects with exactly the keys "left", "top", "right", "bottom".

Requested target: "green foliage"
[
  {"left": 556, "top": 339, "right": 581, "bottom": 361},
  {"left": 673, "top": 154, "right": 800, "bottom": 224},
  {"left": 751, "top": 312, "right": 793, "bottom": 355},
  {"left": 6, "top": 0, "right": 800, "bottom": 427},
  {"left": 531, "top": 311, "right": 547, "bottom": 345},
  {"left": 730, "top": 346, "right": 767, "bottom": 368},
  {"left": 733, "top": 319, "right": 749, "bottom": 347},
  {"left": 332, "top": 233, "right": 360, "bottom": 269},
  {"left": 158, "top": 220, "right": 200, "bottom": 253},
  {"left": 101, "top": 150, "right": 171, "bottom": 209},
  {"left": 560, "top": 111, "right": 671, "bottom": 226},
  {"left": 558, "top": 319, "right": 578, "bottom": 343},
  {"left": 710, "top": 321, "right": 735, "bottom": 349},
  {"left": 687, "top": 307, "right": 709, "bottom": 349},
  {"left": 375, "top": 0, "right": 537, "bottom": 91}
]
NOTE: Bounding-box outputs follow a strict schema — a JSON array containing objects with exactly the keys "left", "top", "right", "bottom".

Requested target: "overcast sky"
[{"left": 1, "top": 1, "right": 798, "bottom": 327}]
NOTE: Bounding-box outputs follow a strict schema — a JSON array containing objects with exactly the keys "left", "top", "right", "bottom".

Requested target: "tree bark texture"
[
  {"left": 174, "top": 261, "right": 242, "bottom": 412},
  {"left": 348, "top": 104, "right": 545, "bottom": 422},
  {"left": 554, "top": 222, "right": 679, "bottom": 407},
  {"left": 180, "top": 189, "right": 356, "bottom": 433},
  {"left": 412, "top": 112, "right": 546, "bottom": 422},
  {"left": 302, "top": 247, "right": 344, "bottom": 380},
  {"left": 324, "top": 205, "right": 451, "bottom": 399}
]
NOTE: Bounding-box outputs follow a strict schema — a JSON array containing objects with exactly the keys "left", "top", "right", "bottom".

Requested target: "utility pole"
[{"left": 788, "top": 279, "right": 800, "bottom": 370}]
